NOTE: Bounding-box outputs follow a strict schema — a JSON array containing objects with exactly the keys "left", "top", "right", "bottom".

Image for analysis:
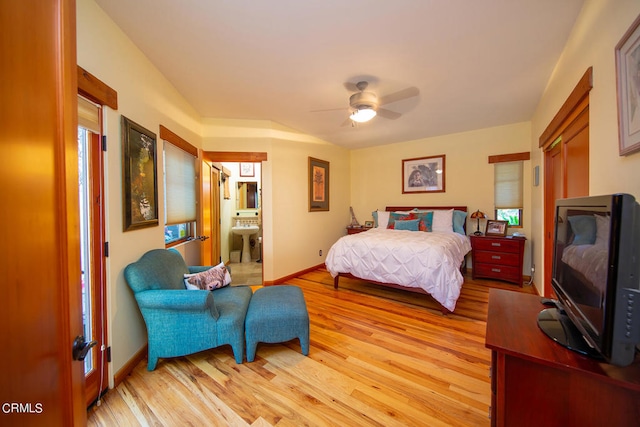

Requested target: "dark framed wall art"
[
  {"left": 122, "top": 116, "right": 159, "bottom": 231},
  {"left": 402, "top": 154, "right": 446, "bottom": 194},
  {"left": 308, "top": 157, "right": 329, "bottom": 212}
]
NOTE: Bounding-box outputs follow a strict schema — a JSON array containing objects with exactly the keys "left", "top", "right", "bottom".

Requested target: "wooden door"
[
  {"left": 564, "top": 107, "right": 589, "bottom": 199},
  {"left": 0, "top": 0, "right": 86, "bottom": 425},
  {"left": 544, "top": 142, "right": 563, "bottom": 297},
  {"left": 201, "top": 161, "right": 221, "bottom": 265},
  {"left": 541, "top": 69, "right": 592, "bottom": 297},
  {"left": 201, "top": 160, "right": 213, "bottom": 265}
]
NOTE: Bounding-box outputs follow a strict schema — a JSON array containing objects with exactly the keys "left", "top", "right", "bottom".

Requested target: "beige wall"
[
  {"left": 351, "top": 122, "right": 533, "bottom": 271},
  {"left": 77, "top": 0, "right": 204, "bottom": 379},
  {"left": 530, "top": 0, "right": 640, "bottom": 294}
]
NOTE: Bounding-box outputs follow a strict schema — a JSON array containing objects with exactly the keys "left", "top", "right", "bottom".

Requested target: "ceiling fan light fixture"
[{"left": 350, "top": 107, "right": 377, "bottom": 123}]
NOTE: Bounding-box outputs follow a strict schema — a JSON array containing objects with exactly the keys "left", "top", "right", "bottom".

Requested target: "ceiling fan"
[{"left": 314, "top": 80, "right": 419, "bottom": 126}]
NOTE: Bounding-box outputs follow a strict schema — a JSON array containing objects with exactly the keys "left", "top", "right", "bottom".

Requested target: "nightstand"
[
  {"left": 470, "top": 235, "right": 525, "bottom": 286},
  {"left": 346, "top": 226, "right": 370, "bottom": 235}
]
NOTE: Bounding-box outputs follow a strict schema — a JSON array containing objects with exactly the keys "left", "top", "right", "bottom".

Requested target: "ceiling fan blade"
[
  {"left": 343, "top": 82, "right": 359, "bottom": 92},
  {"left": 310, "top": 107, "right": 348, "bottom": 113},
  {"left": 340, "top": 117, "right": 353, "bottom": 127},
  {"left": 379, "top": 87, "right": 419, "bottom": 106},
  {"left": 377, "top": 108, "right": 402, "bottom": 120}
]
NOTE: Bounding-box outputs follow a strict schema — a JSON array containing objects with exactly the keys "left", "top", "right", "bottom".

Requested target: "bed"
[{"left": 325, "top": 206, "right": 471, "bottom": 313}]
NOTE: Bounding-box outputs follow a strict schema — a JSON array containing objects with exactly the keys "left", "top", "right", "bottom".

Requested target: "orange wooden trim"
[
  {"left": 539, "top": 67, "right": 592, "bottom": 148},
  {"left": 204, "top": 151, "right": 268, "bottom": 162},
  {"left": 159, "top": 125, "right": 198, "bottom": 157},
  {"left": 265, "top": 263, "right": 326, "bottom": 286},
  {"left": 77, "top": 65, "right": 118, "bottom": 109},
  {"left": 113, "top": 344, "right": 148, "bottom": 388},
  {"left": 488, "top": 152, "right": 531, "bottom": 164}
]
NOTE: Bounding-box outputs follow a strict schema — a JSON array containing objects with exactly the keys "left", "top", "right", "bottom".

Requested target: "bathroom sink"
[
  {"left": 231, "top": 225, "right": 259, "bottom": 236},
  {"left": 231, "top": 225, "right": 259, "bottom": 263}
]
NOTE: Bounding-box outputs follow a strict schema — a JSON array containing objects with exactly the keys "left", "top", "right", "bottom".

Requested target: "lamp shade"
[
  {"left": 350, "top": 107, "right": 377, "bottom": 123},
  {"left": 470, "top": 210, "right": 487, "bottom": 219}
]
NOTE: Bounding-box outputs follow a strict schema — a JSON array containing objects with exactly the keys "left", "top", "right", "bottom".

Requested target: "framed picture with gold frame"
[{"left": 308, "top": 157, "right": 329, "bottom": 212}]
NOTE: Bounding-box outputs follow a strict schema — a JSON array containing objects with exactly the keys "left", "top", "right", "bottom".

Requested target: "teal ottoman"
[{"left": 245, "top": 285, "right": 310, "bottom": 362}]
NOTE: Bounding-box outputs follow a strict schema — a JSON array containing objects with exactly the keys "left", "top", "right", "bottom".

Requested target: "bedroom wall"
[
  {"left": 530, "top": 0, "right": 640, "bottom": 295},
  {"left": 350, "top": 122, "right": 533, "bottom": 272},
  {"left": 202, "top": 119, "right": 351, "bottom": 282},
  {"left": 77, "top": 0, "right": 205, "bottom": 380}
]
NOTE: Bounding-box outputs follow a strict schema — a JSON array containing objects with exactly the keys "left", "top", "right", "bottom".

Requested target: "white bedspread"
[{"left": 325, "top": 228, "right": 471, "bottom": 311}]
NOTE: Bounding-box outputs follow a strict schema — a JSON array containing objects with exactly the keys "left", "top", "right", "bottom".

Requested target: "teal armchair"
[{"left": 124, "top": 249, "right": 252, "bottom": 370}]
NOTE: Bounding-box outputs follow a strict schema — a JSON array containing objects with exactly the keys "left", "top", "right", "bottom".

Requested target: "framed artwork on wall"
[
  {"left": 239, "top": 162, "right": 255, "bottom": 177},
  {"left": 308, "top": 157, "right": 329, "bottom": 212},
  {"left": 616, "top": 13, "right": 640, "bottom": 156},
  {"left": 122, "top": 116, "right": 159, "bottom": 231},
  {"left": 402, "top": 155, "right": 446, "bottom": 193}
]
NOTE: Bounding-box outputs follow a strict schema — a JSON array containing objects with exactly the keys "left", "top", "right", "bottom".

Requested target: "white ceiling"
[{"left": 94, "top": 0, "right": 584, "bottom": 149}]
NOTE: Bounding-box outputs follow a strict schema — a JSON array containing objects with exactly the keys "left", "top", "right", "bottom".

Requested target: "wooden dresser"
[
  {"left": 486, "top": 289, "right": 640, "bottom": 427},
  {"left": 470, "top": 235, "right": 525, "bottom": 286}
]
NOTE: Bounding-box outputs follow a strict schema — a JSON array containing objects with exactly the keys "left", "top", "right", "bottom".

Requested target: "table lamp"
[{"left": 470, "top": 210, "right": 487, "bottom": 235}]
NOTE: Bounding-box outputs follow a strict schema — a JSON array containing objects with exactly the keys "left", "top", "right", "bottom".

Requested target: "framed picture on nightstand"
[{"left": 485, "top": 220, "right": 508, "bottom": 237}]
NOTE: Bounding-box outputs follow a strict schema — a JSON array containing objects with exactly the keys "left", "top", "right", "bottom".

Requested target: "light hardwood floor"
[{"left": 88, "top": 268, "right": 536, "bottom": 426}]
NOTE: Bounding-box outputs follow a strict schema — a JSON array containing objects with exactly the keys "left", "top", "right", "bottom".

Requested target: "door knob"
[{"left": 72, "top": 335, "right": 98, "bottom": 361}]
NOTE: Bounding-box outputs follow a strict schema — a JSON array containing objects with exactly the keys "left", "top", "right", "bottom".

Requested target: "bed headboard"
[{"left": 384, "top": 206, "right": 468, "bottom": 232}]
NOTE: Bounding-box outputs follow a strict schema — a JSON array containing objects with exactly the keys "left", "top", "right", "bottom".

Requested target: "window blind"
[
  {"left": 78, "top": 96, "right": 100, "bottom": 134},
  {"left": 164, "top": 142, "right": 196, "bottom": 225},
  {"left": 495, "top": 161, "right": 523, "bottom": 209}
]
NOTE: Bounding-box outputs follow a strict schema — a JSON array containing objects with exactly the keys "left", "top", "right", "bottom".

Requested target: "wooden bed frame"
[{"left": 333, "top": 206, "right": 468, "bottom": 314}]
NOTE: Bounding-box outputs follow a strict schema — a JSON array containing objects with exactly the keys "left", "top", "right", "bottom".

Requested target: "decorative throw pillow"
[
  {"left": 568, "top": 215, "right": 597, "bottom": 245},
  {"left": 391, "top": 218, "right": 421, "bottom": 231},
  {"left": 432, "top": 209, "right": 454, "bottom": 232},
  {"left": 184, "top": 263, "right": 231, "bottom": 290},
  {"left": 387, "top": 212, "right": 412, "bottom": 228}
]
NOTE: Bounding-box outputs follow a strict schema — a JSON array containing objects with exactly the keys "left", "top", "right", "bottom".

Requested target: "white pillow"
[
  {"left": 431, "top": 209, "right": 454, "bottom": 232},
  {"left": 376, "top": 211, "right": 390, "bottom": 228}
]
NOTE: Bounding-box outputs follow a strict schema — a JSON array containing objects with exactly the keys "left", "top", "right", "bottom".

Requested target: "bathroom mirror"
[{"left": 237, "top": 182, "right": 259, "bottom": 209}]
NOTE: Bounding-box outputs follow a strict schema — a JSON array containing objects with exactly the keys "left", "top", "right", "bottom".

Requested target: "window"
[
  {"left": 494, "top": 161, "right": 523, "bottom": 227},
  {"left": 163, "top": 138, "right": 197, "bottom": 245}
]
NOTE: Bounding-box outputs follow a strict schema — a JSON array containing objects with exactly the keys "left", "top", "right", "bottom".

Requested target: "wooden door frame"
[
  {"left": 539, "top": 68, "right": 592, "bottom": 296},
  {"left": 78, "top": 66, "right": 117, "bottom": 406}
]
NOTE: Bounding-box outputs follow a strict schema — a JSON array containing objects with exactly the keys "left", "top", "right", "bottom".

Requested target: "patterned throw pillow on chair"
[{"left": 184, "top": 263, "right": 231, "bottom": 290}]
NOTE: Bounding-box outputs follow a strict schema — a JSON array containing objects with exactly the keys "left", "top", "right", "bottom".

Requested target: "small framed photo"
[
  {"left": 364, "top": 220, "right": 374, "bottom": 228},
  {"left": 239, "top": 162, "right": 255, "bottom": 177},
  {"left": 616, "top": 14, "right": 640, "bottom": 156},
  {"left": 485, "top": 220, "right": 508, "bottom": 237},
  {"left": 402, "top": 155, "right": 445, "bottom": 193}
]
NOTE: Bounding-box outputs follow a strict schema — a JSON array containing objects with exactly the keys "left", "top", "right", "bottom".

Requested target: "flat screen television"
[{"left": 537, "top": 193, "right": 640, "bottom": 367}]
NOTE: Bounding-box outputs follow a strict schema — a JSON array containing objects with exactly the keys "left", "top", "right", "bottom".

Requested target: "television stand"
[{"left": 486, "top": 289, "right": 640, "bottom": 427}]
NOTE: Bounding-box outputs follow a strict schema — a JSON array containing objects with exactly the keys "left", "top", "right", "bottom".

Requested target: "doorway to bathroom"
[{"left": 203, "top": 152, "right": 267, "bottom": 286}]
